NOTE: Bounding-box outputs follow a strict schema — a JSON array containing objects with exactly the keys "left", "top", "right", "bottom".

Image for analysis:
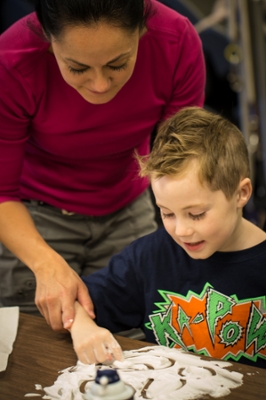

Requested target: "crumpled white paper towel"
[{"left": 0, "top": 306, "right": 19, "bottom": 371}]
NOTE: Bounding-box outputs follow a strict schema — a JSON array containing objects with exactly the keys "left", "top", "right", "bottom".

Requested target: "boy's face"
[{"left": 151, "top": 160, "right": 246, "bottom": 259}]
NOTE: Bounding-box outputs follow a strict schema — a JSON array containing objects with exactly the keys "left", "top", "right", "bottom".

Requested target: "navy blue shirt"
[{"left": 82, "top": 228, "right": 266, "bottom": 369}]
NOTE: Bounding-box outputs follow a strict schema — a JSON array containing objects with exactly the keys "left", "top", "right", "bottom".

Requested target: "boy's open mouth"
[
  {"left": 183, "top": 241, "right": 205, "bottom": 251},
  {"left": 185, "top": 241, "right": 204, "bottom": 246}
]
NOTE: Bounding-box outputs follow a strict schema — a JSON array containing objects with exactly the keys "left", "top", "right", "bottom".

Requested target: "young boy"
[{"left": 70, "top": 107, "right": 266, "bottom": 369}]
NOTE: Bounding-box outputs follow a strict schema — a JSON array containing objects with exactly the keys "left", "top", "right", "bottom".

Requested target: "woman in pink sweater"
[{"left": 0, "top": 0, "right": 205, "bottom": 331}]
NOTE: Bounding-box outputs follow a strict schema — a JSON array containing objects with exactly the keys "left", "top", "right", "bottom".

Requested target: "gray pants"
[{"left": 0, "top": 190, "right": 157, "bottom": 314}]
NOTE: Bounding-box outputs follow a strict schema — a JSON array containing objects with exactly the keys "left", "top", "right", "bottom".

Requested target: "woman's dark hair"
[{"left": 33, "top": 0, "right": 152, "bottom": 39}]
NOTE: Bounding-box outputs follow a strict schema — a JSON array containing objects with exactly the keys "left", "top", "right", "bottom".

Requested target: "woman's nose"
[{"left": 89, "top": 71, "right": 111, "bottom": 93}]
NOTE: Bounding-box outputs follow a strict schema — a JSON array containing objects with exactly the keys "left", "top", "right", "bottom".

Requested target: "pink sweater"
[{"left": 0, "top": 0, "right": 205, "bottom": 215}]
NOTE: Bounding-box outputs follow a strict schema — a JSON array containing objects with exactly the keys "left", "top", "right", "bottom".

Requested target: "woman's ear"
[{"left": 236, "top": 178, "right": 252, "bottom": 208}]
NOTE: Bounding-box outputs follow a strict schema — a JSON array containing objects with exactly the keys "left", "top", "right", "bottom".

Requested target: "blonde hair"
[{"left": 139, "top": 107, "right": 250, "bottom": 199}]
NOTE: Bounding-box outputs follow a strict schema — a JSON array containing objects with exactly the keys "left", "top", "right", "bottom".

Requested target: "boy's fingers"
[
  {"left": 93, "top": 344, "right": 109, "bottom": 363},
  {"left": 106, "top": 337, "right": 124, "bottom": 361},
  {"left": 81, "top": 348, "right": 96, "bottom": 364},
  {"left": 111, "top": 345, "right": 124, "bottom": 361}
]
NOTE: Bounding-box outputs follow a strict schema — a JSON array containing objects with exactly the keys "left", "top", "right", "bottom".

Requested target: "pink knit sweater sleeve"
[
  {"left": 0, "top": 63, "right": 33, "bottom": 201},
  {"left": 164, "top": 17, "right": 206, "bottom": 118}
]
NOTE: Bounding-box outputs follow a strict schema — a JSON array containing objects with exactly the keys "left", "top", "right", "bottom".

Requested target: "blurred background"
[{"left": 1, "top": 0, "right": 266, "bottom": 229}]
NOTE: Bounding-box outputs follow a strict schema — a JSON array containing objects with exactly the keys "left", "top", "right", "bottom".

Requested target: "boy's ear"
[{"left": 236, "top": 178, "right": 252, "bottom": 208}]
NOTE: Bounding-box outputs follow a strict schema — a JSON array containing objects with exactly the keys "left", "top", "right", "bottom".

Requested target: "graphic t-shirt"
[{"left": 83, "top": 228, "right": 266, "bottom": 369}]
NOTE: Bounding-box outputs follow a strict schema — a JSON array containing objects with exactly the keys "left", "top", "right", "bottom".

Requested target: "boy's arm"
[{"left": 70, "top": 302, "right": 124, "bottom": 364}]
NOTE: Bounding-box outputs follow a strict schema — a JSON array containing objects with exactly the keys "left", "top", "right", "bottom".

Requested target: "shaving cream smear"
[{"left": 26, "top": 346, "right": 243, "bottom": 399}]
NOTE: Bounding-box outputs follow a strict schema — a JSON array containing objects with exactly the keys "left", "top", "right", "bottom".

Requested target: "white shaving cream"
[{"left": 25, "top": 346, "right": 243, "bottom": 399}]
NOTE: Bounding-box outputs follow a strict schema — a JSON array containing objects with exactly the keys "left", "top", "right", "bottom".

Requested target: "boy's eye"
[
  {"left": 161, "top": 212, "right": 175, "bottom": 219},
  {"left": 68, "top": 66, "right": 88, "bottom": 75},
  {"left": 190, "top": 212, "right": 206, "bottom": 220}
]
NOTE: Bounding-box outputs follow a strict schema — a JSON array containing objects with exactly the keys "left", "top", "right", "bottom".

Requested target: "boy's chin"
[{"left": 182, "top": 246, "right": 215, "bottom": 260}]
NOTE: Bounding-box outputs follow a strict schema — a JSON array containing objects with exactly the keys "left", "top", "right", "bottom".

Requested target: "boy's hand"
[
  {"left": 70, "top": 302, "right": 124, "bottom": 364},
  {"left": 72, "top": 325, "right": 123, "bottom": 364}
]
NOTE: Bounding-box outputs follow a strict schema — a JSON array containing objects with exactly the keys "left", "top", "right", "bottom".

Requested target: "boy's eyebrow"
[
  {"left": 157, "top": 203, "right": 205, "bottom": 210},
  {"left": 65, "top": 52, "right": 131, "bottom": 68},
  {"left": 156, "top": 203, "right": 170, "bottom": 209},
  {"left": 182, "top": 204, "right": 206, "bottom": 210}
]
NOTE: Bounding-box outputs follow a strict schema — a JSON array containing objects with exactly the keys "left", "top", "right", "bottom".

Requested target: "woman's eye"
[
  {"left": 190, "top": 212, "right": 206, "bottom": 221},
  {"left": 108, "top": 63, "right": 127, "bottom": 72},
  {"left": 68, "top": 66, "right": 88, "bottom": 75}
]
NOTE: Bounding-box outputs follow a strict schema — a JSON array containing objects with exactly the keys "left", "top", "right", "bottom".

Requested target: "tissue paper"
[{"left": 0, "top": 306, "right": 19, "bottom": 371}]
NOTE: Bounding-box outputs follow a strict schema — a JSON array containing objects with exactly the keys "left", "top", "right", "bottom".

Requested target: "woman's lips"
[{"left": 85, "top": 88, "right": 110, "bottom": 95}]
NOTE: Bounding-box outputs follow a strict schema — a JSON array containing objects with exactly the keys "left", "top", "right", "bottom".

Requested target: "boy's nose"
[{"left": 175, "top": 222, "right": 194, "bottom": 238}]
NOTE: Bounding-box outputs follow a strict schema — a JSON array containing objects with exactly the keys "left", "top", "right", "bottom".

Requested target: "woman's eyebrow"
[
  {"left": 65, "top": 52, "right": 131, "bottom": 68},
  {"left": 106, "top": 52, "right": 131, "bottom": 64},
  {"left": 65, "top": 58, "right": 89, "bottom": 67}
]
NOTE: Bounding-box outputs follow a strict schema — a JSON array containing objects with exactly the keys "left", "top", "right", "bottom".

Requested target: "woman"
[{"left": 0, "top": 0, "right": 205, "bottom": 331}]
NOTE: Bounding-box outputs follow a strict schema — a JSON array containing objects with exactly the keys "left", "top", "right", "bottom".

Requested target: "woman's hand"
[
  {"left": 34, "top": 253, "right": 95, "bottom": 331},
  {"left": 0, "top": 201, "right": 95, "bottom": 331},
  {"left": 70, "top": 302, "right": 124, "bottom": 364}
]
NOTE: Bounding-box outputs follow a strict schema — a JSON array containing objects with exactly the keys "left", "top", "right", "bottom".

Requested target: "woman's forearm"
[
  {"left": 0, "top": 201, "right": 95, "bottom": 330},
  {"left": 0, "top": 200, "right": 58, "bottom": 271}
]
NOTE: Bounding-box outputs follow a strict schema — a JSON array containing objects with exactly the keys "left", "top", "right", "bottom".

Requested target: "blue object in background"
[{"left": 0, "top": 0, "right": 34, "bottom": 33}]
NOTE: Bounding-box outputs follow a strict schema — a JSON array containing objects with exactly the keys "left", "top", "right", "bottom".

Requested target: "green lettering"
[
  {"left": 149, "top": 305, "right": 187, "bottom": 349},
  {"left": 219, "top": 321, "right": 242, "bottom": 346},
  {"left": 246, "top": 303, "right": 266, "bottom": 353},
  {"left": 178, "top": 306, "right": 192, "bottom": 336},
  {"left": 207, "top": 289, "right": 235, "bottom": 344}
]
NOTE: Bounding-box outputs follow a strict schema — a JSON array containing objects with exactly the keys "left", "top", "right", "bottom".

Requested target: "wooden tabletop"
[{"left": 1, "top": 313, "right": 266, "bottom": 400}]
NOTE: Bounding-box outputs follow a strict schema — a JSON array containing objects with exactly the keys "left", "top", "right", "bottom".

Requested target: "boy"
[{"left": 70, "top": 107, "right": 266, "bottom": 369}]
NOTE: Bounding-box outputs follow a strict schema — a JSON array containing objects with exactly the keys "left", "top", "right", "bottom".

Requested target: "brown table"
[{"left": 1, "top": 313, "right": 266, "bottom": 400}]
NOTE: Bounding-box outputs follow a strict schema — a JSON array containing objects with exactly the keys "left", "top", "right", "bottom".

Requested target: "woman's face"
[{"left": 51, "top": 22, "right": 141, "bottom": 104}]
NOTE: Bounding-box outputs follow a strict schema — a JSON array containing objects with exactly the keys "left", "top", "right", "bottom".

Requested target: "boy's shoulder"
[
  {"left": 132, "top": 226, "right": 175, "bottom": 248},
  {"left": 129, "top": 225, "right": 266, "bottom": 266},
  {"left": 126, "top": 226, "right": 186, "bottom": 263}
]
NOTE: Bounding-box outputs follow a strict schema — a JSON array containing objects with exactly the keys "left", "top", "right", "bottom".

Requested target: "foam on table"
[{"left": 25, "top": 346, "right": 243, "bottom": 399}]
